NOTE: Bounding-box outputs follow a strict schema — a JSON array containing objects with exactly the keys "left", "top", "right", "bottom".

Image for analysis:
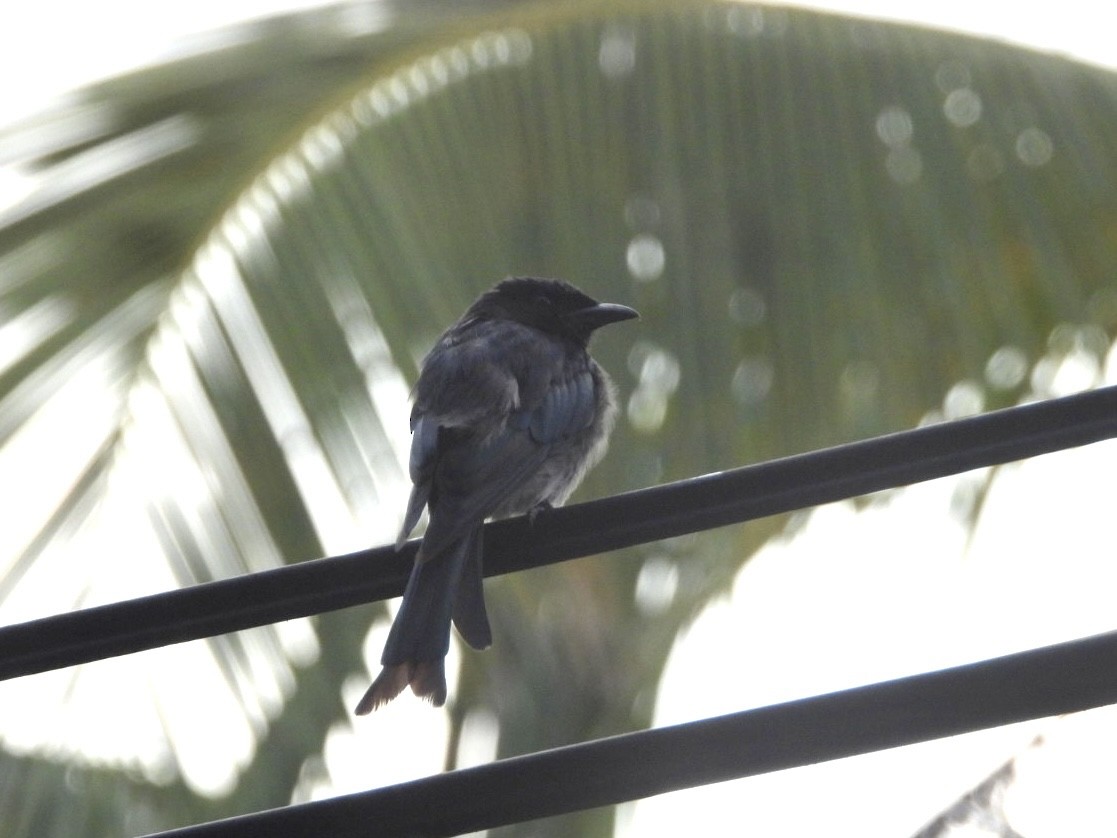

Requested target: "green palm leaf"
[{"left": 3, "top": 2, "right": 1117, "bottom": 836}]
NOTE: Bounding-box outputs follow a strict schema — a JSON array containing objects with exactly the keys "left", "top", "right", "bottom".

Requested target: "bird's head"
[{"left": 476, "top": 277, "right": 638, "bottom": 345}]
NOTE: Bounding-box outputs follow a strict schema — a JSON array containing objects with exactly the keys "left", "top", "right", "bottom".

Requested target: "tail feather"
[
  {"left": 355, "top": 661, "right": 447, "bottom": 714},
  {"left": 451, "top": 529, "right": 492, "bottom": 650},
  {"left": 381, "top": 535, "right": 470, "bottom": 664},
  {"left": 355, "top": 525, "right": 487, "bottom": 713}
]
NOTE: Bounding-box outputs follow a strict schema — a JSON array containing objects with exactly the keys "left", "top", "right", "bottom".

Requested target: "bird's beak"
[{"left": 567, "top": 302, "right": 640, "bottom": 332}]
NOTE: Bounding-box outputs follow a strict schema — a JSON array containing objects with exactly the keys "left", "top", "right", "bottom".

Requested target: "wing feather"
[{"left": 403, "top": 319, "right": 600, "bottom": 559}]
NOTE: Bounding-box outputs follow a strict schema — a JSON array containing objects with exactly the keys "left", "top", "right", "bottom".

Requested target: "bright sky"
[
  {"left": 0, "top": 0, "right": 340, "bottom": 129},
  {"left": 3, "top": 1, "right": 1117, "bottom": 835},
  {"left": 1, "top": 0, "right": 1116, "bottom": 131}
]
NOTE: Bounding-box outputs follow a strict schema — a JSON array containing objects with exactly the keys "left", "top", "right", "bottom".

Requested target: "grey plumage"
[{"left": 354, "top": 277, "right": 637, "bottom": 713}]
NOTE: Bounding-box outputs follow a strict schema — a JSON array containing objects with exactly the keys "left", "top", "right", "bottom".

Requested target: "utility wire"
[
  {"left": 142, "top": 626, "right": 1117, "bottom": 837},
  {"left": 3, "top": 385, "right": 1117, "bottom": 680}
]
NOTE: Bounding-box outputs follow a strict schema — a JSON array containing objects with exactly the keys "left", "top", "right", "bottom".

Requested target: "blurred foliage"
[{"left": 3, "top": 0, "right": 1117, "bottom": 836}]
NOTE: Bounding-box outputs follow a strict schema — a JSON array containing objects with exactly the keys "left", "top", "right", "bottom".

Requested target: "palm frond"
[{"left": 4, "top": 2, "right": 1117, "bottom": 835}]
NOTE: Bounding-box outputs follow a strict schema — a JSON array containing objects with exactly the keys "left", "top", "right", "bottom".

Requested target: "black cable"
[
  {"left": 141, "top": 625, "right": 1117, "bottom": 837},
  {"left": 3, "top": 385, "right": 1117, "bottom": 680}
]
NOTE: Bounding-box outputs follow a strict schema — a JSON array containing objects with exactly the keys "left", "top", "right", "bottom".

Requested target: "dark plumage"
[{"left": 355, "top": 277, "right": 638, "bottom": 713}]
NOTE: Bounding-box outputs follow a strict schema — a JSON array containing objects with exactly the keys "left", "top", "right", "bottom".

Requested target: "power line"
[
  {"left": 142, "top": 626, "right": 1117, "bottom": 837},
  {"left": 3, "top": 385, "right": 1117, "bottom": 681}
]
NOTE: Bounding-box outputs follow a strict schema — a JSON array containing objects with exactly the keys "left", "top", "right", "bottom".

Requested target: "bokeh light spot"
[
  {"left": 943, "top": 380, "right": 985, "bottom": 419},
  {"left": 599, "top": 25, "right": 637, "bottom": 78},
  {"left": 635, "top": 556, "right": 679, "bottom": 616},
  {"left": 876, "top": 106, "right": 913, "bottom": 146},
  {"left": 731, "top": 356, "right": 774, "bottom": 406},
  {"left": 985, "top": 346, "right": 1028, "bottom": 390},
  {"left": 1016, "top": 127, "right": 1053, "bottom": 166},
  {"left": 640, "top": 346, "right": 681, "bottom": 393},
  {"left": 627, "top": 387, "right": 668, "bottom": 433},
  {"left": 626, "top": 234, "right": 665, "bottom": 282},
  {"left": 943, "top": 88, "right": 982, "bottom": 127},
  {"left": 626, "top": 342, "right": 680, "bottom": 434}
]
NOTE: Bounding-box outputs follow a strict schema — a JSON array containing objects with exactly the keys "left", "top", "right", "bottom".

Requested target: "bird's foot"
[{"left": 528, "top": 501, "right": 553, "bottom": 524}]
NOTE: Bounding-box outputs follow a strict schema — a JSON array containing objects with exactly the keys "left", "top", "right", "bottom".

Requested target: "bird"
[{"left": 354, "top": 277, "right": 638, "bottom": 714}]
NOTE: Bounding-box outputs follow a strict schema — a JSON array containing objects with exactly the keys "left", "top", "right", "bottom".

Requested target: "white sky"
[
  {"left": 1, "top": 0, "right": 1116, "bottom": 131},
  {"left": 0, "top": 0, "right": 341, "bottom": 130},
  {"left": 3, "top": 1, "right": 1117, "bottom": 835}
]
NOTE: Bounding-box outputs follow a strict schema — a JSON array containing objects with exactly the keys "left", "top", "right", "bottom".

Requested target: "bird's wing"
[
  {"left": 413, "top": 419, "right": 553, "bottom": 561},
  {"left": 413, "top": 321, "right": 529, "bottom": 429},
  {"left": 409, "top": 325, "right": 600, "bottom": 559},
  {"left": 395, "top": 416, "right": 437, "bottom": 547},
  {"left": 395, "top": 323, "right": 524, "bottom": 545},
  {"left": 525, "top": 364, "right": 597, "bottom": 444}
]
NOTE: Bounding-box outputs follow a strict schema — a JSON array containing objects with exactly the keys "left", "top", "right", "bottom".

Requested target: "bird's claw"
[{"left": 528, "top": 501, "right": 553, "bottom": 523}]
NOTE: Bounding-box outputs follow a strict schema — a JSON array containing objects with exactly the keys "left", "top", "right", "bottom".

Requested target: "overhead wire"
[{"left": 3, "top": 385, "right": 1117, "bottom": 681}]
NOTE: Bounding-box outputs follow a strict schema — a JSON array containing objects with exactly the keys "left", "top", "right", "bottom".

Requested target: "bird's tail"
[
  {"left": 355, "top": 660, "right": 447, "bottom": 713},
  {"left": 354, "top": 528, "right": 491, "bottom": 714}
]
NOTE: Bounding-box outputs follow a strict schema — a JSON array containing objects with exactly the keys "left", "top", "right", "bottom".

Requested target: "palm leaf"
[{"left": 3, "top": 2, "right": 1117, "bottom": 835}]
